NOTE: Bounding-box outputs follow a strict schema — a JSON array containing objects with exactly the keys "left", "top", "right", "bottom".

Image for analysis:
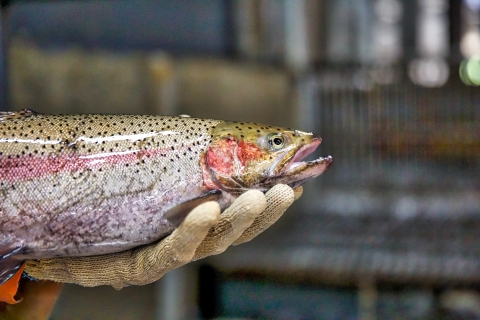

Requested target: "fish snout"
[
  {"left": 293, "top": 130, "right": 321, "bottom": 144},
  {"left": 310, "top": 132, "right": 322, "bottom": 144}
]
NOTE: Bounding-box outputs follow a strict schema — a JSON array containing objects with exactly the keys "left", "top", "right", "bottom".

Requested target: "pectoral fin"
[
  {"left": 0, "top": 246, "right": 24, "bottom": 285},
  {"left": 164, "top": 190, "right": 221, "bottom": 227}
]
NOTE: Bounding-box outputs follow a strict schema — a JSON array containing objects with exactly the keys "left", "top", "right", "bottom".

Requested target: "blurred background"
[{"left": 1, "top": 0, "right": 480, "bottom": 319}]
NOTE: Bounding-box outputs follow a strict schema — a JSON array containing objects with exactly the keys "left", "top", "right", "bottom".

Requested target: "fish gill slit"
[{"left": 232, "top": 142, "right": 244, "bottom": 174}]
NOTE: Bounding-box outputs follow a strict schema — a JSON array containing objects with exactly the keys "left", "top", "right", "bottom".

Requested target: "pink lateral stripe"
[{"left": 0, "top": 147, "right": 177, "bottom": 183}]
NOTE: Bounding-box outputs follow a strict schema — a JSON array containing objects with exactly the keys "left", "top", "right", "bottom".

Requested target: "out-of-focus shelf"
[{"left": 209, "top": 188, "right": 480, "bottom": 286}]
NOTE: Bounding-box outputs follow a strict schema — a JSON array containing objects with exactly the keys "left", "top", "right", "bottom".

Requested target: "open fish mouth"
[{"left": 277, "top": 138, "right": 333, "bottom": 189}]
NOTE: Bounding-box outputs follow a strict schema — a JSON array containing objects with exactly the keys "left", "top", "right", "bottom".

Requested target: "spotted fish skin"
[
  {"left": 1, "top": 111, "right": 221, "bottom": 260},
  {"left": 0, "top": 110, "right": 332, "bottom": 285}
]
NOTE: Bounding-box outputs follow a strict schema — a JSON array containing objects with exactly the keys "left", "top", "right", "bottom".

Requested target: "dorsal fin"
[{"left": 0, "top": 109, "right": 37, "bottom": 121}]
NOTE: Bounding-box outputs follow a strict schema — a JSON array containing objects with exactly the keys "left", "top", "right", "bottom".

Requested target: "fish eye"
[{"left": 268, "top": 133, "right": 286, "bottom": 150}]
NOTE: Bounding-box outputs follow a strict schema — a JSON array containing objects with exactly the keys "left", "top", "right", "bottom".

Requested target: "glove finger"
[
  {"left": 193, "top": 189, "right": 266, "bottom": 260},
  {"left": 233, "top": 184, "right": 294, "bottom": 246},
  {"left": 146, "top": 201, "right": 220, "bottom": 269},
  {"left": 294, "top": 186, "right": 303, "bottom": 200},
  {"left": 112, "top": 201, "right": 220, "bottom": 288}
]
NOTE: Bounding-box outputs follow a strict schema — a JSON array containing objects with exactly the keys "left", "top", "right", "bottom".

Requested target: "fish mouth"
[
  {"left": 288, "top": 138, "right": 322, "bottom": 167},
  {"left": 275, "top": 138, "right": 333, "bottom": 189}
]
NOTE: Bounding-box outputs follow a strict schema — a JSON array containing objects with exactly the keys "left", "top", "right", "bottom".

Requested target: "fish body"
[{"left": 0, "top": 110, "right": 332, "bottom": 285}]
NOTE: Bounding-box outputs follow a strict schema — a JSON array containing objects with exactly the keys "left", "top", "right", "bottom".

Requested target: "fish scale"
[{"left": 0, "top": 110, "right": 332, "bottom": 288}]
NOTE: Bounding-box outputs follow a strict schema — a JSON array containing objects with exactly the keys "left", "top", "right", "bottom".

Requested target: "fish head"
[{"left": 203, "top": 121, "right": 332, "bottom": 193}]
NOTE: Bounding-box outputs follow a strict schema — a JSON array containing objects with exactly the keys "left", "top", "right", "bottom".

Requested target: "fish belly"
[{"left": 1, "top": 160, "right": 209, "bottom": 259}]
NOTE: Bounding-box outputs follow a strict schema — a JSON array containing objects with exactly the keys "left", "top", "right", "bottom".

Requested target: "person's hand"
[{"left": 24, "top": 184, "right": 302, "bottom": 289}]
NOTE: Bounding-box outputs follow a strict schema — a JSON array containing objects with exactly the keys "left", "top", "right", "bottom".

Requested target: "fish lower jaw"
[
  {"left": 261, "top": 156, "right": 332, "bottom": 190},
  {"left": 275, "top": 155, "right": 332, "bottom": 188},
  {"left": 285, "top": 155, "right": 333, "bottom": 174}
]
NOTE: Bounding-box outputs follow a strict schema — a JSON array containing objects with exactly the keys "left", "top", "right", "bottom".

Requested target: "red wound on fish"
[
  {"left": 236, "top": 141, "right": 263, "bottom": 167},
  {"left": 206, "top": 138, "right": 236, "bottom": 176}
]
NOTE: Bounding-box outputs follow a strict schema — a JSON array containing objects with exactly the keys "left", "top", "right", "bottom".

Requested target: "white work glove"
[{"left": 24, "top": 184, "right": 302, "bottom": 289}]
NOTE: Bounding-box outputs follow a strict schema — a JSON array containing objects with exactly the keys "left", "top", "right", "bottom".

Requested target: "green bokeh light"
[{"left": 460, "top": 57, "right": 480, "bottom": 86}]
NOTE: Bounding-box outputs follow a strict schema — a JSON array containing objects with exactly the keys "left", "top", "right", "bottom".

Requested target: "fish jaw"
[
  {"left": 274, "top": 155, "right": 333, "bottom": 189},
  {"left": 263, "top": 138, "right": 333, "bottom": 189}
]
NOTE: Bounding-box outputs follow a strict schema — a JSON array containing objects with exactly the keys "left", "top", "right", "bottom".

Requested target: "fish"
[{"left": 0, "top": 109, "right": 332, "bottom": 295}]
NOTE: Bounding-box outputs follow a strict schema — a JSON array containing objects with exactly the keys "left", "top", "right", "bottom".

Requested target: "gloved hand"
[{"left": 24, "top": 184, "right": 302, "bottom": 289}]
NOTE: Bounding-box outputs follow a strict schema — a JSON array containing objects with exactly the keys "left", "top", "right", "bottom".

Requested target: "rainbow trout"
[{"left": 0, "top": 109, "right": 332, "bottom": 284}]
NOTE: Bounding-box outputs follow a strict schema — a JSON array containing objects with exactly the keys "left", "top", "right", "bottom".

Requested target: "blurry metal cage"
[
  {"left": 212, "top": 0, "right": 480, "bottom": 288},
  {"left": 313, "top": 69, "right": 479, "bottom": 189}
]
